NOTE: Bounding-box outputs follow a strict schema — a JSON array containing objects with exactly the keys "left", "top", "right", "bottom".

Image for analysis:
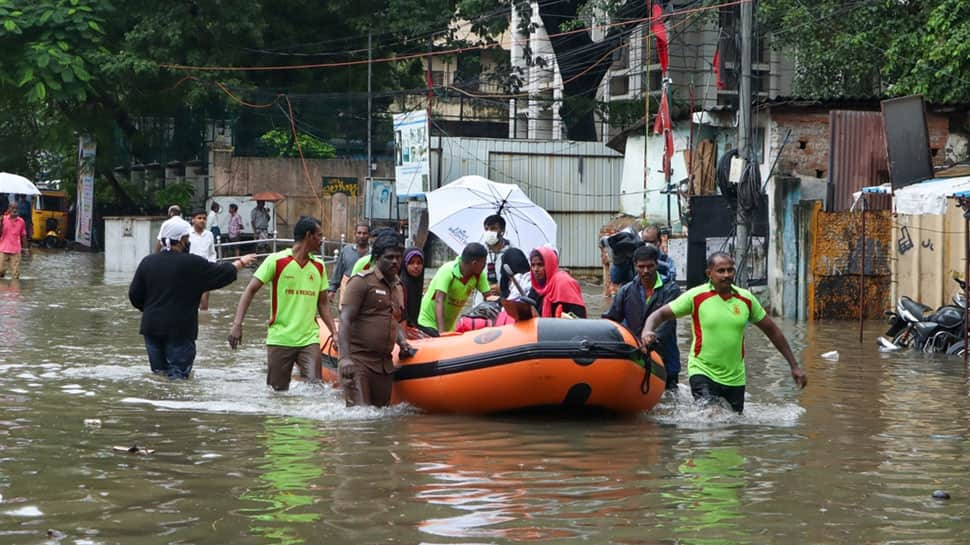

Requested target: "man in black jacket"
[
  {"left": 129, "top": 217, "right": 255, "bottom": 379},
  {"left": 602, "top": 244, "right": 682, "bottom": 390}
]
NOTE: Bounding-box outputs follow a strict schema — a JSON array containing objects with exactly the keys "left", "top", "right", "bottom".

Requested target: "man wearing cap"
[
  {"left": 129, "top": 217, "right": 256, "bottom": 379},
  {"left": 154, "top": 204, "right": 183, "bottom": 253}
]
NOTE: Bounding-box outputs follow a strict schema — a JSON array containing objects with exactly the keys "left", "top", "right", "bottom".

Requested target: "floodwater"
[{"left": 1, "top": 251, "right": 969, "bottom": 545}]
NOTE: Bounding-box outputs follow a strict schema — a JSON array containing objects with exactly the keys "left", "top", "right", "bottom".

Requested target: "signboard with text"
[
  {"left": 393, "top": 110, "right": 429, "bottom": 197},
  {"left": 75, "top": 135, "right": 96, "bottom": 247},
  {"left": 321, "top": 176, "right": 359, "bottom": 196}
]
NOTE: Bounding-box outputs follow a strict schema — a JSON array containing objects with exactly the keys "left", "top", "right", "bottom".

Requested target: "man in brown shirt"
[{"left": 337, "top": 230, "right": 417, "bottom": 406}]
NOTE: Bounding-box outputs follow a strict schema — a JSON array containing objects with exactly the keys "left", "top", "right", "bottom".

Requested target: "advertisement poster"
[
  {"left": 393, "top": 110, "right": 429, "bottom": 197},
  {"left": 76, "top": 135, "right": 96, "bottom": 247},
  {"left": 365, "top": 178, "right": 395, "bottom": 220}
]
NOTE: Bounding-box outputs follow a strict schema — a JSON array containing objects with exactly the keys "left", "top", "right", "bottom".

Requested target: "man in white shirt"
[
  {"left": 190, "top": 210, "right": 218, "bottom": 310},
  {"left": 206, "top": 202, "right": 224, "bottom": 241},
  {"left": 154, "top": 204, "right": 182, "bottom": 253}
]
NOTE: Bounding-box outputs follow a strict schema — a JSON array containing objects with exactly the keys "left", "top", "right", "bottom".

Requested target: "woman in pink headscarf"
[{"left": 527, "top": 246, "right": 587, "bottom": 318}]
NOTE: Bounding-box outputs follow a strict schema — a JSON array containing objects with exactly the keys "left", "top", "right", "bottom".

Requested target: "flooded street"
[{"left": 2, "top": 250, "right": 970, "bottom": 545}]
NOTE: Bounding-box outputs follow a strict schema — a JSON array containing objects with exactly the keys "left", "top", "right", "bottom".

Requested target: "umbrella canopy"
[
  {"left": 251, "top": 191, "right": 286, "bottom": 202},
  {"left": 426, "top": 175, "right": 557, "bottom": 254},
  {"left": 0, "top": 172, "right": 40, "bottom": 196}
]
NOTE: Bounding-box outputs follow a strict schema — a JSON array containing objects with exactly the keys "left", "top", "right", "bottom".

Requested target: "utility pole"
[
  {"left": 426, "top": 35, "right": 434, "bottom": 190},
  {"left": 735, "top": 0, "right": 753, "bottom": 287},
  {"left": 367, "top": 31, "right": 373, "bottom": 181}
]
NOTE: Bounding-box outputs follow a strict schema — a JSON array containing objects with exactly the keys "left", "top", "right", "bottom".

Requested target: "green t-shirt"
[
  {"left": 667, "top": 282, "right": 767, "bottom": 386},
  {"left": 254, "top": 248, "right": 328, "bottom": 347},
  {"left": 351, "top": 254, "right": 373, "bottom": 275},
  {"left": 417, "top": 257, "right": 490, "bottom": 332}
]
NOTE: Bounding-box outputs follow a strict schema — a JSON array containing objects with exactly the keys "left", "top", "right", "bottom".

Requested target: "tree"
[
  {"left": 759, "top": 0, "right": 970, "bottom": 103},
  {"left": 259, "top": 129, "right": 337, "bottom": 159},
  {"left": 883, "top": 0, "right": 970, "bottom": 103}
]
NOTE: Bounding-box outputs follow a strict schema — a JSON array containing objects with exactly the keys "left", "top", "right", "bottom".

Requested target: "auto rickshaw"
[{"left": 31, "top": 190, "right": 69, "bottom": 248}]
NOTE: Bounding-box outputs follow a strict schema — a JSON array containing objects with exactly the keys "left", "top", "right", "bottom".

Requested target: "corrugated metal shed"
[
  {"left": 828, "top": 110, "right": 892, "bottom": 211},
  {"left": 429, "top": 137, "right": 624, "bottom": 269}
]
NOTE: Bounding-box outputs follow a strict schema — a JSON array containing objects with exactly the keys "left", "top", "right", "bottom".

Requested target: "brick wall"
[
  {"left": 768, "top": 109, "right": 950, "bottom": 183},
  {"left": 210, "top": 152, "right": 396, "bottom": 240}
]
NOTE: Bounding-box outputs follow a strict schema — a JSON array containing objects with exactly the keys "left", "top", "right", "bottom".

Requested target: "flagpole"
[
  {"left": 665, "top": 78, "right": 671, "bottom": 231},
  {"left": 643, "top": 0, "right": 652, "bottom": 223}
]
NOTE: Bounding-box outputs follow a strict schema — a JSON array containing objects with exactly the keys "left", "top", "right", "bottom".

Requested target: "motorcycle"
[
  {"left": 42, "top": 217, "right": 64, "bottom": 249},
  {"left": 881, "top": 277, "right": 968, "bottom": 353}
]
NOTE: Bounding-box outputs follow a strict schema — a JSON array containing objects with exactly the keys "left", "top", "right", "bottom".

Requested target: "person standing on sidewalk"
[
  {"left": 129, "top": 217, "right": 255, "bottom": 379},
  {"left": 207, "top": 202, "right": 224, "bottom": 241},
  {"left": 228, "top": 216, "right": 338, "bottom": 391},
  {"left": 251, "top": 200, "right": 271, "bottom": 239},
  {"left": 227, "top": 203, "right": 244, "bottom": 256}
]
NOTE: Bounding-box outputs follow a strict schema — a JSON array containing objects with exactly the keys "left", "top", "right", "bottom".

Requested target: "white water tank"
[{"left": 103, "top": 216, "right": 167, "bottom": 273}]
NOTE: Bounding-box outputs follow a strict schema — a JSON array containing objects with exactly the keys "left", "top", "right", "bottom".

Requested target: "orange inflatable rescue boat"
[
  {"left": 401, "top": 318, "right": 665, "bottom": 415},
  {"left": 320, "top": 317, "right": 665, "bottom": 415}
]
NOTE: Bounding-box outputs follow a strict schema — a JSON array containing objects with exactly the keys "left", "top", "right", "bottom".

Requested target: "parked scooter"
[
  {"left": 42, "top": 217, "right": 64, "bottom": 248},
  {"left": 880, "top": 277, "right": 968, "bottom": 353}
]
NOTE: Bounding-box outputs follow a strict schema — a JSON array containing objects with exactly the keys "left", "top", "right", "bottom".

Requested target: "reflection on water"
[
  {"left": 1, "top": 251, "right": 970, "bottom": 544},
  {"left": 671, "top": 447, "right": 745, "bottom": 545},
  {"left": 0, "top": 279, "right": 23, "bottom": 346},
  {"left": 239, "top": 417, "right": 323, "bottom": 545}
]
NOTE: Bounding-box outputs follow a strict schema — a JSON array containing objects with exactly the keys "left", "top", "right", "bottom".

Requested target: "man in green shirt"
[
  {"left": 228, "top": 216, "right": 338, "bottom": 391},
  {"left": 417, "top": 243, "right": 490, "bottom": 336},
  {"left": 641, "top": 251, "right": 807, "bottom": 412}
]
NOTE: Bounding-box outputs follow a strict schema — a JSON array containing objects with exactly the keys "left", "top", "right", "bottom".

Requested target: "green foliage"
[
  {"left": 152, "top": 181, "right": 194, "bottom": 213},
  {"left": 598, "top": 98, "right": 645, "bottom": 130},
  {"left": 0, "top": 0, "right": 105, "bottom": 104},
  {"left": 760, "top": 0, "right": 970, "bottom": 103},
  {"left": 883, "top": 0, "right": 970, "bottom": 103},
  {"left": 259, "top": 129, "right": 337, "bottom": 159}
]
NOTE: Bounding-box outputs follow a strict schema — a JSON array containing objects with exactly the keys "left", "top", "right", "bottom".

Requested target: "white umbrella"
[
  {"left": 0, "top": 172, "right": 40, "bottom": 196},
  {"left": 426, "top": 175, "right": 557, "bottom": 254}
]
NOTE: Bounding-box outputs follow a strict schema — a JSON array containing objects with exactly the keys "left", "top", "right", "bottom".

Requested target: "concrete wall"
[
  {"left": 209, "top": 150, "right": 394, "bottom": 241},
  {"left": 617, "top": 125, "right": 690, "bottom": 230}
]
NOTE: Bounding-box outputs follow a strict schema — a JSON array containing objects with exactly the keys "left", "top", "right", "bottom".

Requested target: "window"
[
  {"left": 455, "top": 53, "right": 482, "bottom": 90},
  {"left": 611, "top": 45, "right": 629, "bottom": 69},
  {"left": 610, "top": 76, "right": 630, "bottom": 96}
]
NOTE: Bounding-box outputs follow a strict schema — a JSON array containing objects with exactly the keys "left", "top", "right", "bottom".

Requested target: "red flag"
[
  {"left": 651, "top": 4, "right": 669, "bottom": 74},
  {"left": 713, "top": 48, "right": 725, "bottom": 90}
]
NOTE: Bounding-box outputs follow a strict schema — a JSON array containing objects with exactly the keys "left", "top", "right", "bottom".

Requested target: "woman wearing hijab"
[
  {"left": 527, "top": 246, "right": 587, "bottom": 318},
  {"left": 399, "top": 247, "right": 425, "bottom": 327}
]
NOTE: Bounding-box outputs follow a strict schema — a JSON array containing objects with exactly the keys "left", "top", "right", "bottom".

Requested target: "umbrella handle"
[{"left": 503, "top": 264, "right": 527, "bottom": 297}]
